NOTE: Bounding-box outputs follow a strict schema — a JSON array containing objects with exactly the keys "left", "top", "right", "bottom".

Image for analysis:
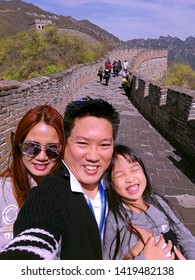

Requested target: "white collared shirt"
[{"left": 62, "top": 160, "right": 107, "bottom": 235}]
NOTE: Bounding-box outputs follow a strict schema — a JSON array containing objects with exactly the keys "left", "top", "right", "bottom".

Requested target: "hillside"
[
  {"left": 1, "top": 0, "right": 195, "bottom": 70},
  {"left": 0, "top": 0, "right": 56, "bottom": 37},
  {"left": 0, "top": 0, "right": 124, "bottom": 46}
]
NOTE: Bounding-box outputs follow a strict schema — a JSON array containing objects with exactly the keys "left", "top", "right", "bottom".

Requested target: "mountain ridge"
[
  {"left": 0, "top": 0, "right": 123, "bottom": 46},
  {"left": 1, "top": 0, "right": 195, "bottom": 69},
  {"left": 126, "top": 35, "right": 195, "bottom": 70}
]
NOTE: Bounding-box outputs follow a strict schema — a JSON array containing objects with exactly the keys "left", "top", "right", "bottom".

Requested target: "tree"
[{"left": 162, "top": 63, "right": 195, "bottom": 89}]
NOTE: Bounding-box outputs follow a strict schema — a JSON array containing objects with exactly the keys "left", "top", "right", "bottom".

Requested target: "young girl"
[
  {"left": 0, "top": 105, "right": 65, "bottom": 251},
  {"left": 103, "top": 144, "right": 195, "bottom": 260}
]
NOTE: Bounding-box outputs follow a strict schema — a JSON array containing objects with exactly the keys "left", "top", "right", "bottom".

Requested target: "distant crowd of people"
[{"left": 97, "top": 58, "right": 133, "bottom": 95}]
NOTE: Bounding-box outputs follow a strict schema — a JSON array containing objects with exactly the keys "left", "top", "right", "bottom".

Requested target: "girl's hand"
[
  {"left": 123, "top": 226, "right": 152, "bottom": 259},
  {"left": 123, "top": 239, "right": 144, "bottom": 259},
  {"left": 174, "top": 246, "right": 186, "bottom": 260},
  {"left": 143, "top": 235, "right": 175, "bottom": 260}
]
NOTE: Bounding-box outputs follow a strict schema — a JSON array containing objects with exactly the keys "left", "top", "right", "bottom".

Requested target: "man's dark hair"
[{"left": 63, "top": 96, "right": 120, "bottom": 140}]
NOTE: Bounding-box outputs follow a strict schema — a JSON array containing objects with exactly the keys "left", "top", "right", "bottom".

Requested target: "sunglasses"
[{"left": 19, "top": 141, "right": 61, "bottom": 159}]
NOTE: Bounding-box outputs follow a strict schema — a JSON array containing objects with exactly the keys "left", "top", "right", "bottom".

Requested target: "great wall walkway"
[{"left": 73, "top": 73, "right": 195, "bottom": 236}]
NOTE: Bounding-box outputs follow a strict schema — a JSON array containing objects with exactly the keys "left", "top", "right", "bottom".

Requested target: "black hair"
[
  {"left": 104, "top": 144, "right": 184, "bottom": 259},
  {"left": 63, "top": 96, "right": 120, "bottom": 140}
]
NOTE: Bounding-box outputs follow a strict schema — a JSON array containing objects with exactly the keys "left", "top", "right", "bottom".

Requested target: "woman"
[
  {"left": 0, "top": 105, "right": 65, "bottom": 251},
  {"left": 103, "top": 144, "right": 195, "bottom": 260}
]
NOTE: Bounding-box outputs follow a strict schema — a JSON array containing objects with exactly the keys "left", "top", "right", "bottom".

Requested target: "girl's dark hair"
[{"left": 104, "top": 144, "right": 183, "bottom": 259}]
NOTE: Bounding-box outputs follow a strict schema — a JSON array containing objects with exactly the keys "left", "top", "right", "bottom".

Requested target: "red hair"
[{"left": 1, "top": 105, "right": 65, "bottom": 208}]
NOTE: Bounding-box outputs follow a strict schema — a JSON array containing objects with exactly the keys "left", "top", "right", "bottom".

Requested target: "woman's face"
[
  {"left": 21, "top": 121, "right": 61, "bottom": 183},
  {"left": 111, "top": 154, "right": 147, "bottom": 207}
]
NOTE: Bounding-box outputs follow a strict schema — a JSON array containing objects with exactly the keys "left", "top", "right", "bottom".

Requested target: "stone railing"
[{"left": 128, "top": 75, "right": 195, "bottom": 160}]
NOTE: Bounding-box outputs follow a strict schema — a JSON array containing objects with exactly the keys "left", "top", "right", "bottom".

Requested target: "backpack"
[{"left": 104, "top": 70, "right": 110, "bottom": 78}]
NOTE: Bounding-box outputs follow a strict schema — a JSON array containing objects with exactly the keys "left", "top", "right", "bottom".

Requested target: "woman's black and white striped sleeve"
[
  {"left": 0, "top": 173, "right": 68, "bottom": 260},
  {"left": 1, "top": 228, "right": 60, "bottom": 259}
]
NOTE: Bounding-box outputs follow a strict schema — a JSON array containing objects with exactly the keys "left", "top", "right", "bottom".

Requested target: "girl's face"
[
  {"left": 111, "top": 154, "right": 147, "bottom": 207},
  {"left": 22, "top": 121, "right": 61, "bottom": 183}
]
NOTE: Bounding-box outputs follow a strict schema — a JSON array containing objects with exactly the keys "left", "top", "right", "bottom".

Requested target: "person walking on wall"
[
  {"left": 126, "top": 71, "right": 133, "bottom": 97},
  {"left": 123, "top": 60, "right": 129, "bottom": 71},
  {"left": 103, "top": 68, "right": 110, "bottom": 86},
  {"left": 97, "top": 66, "right": 104, "bottom": 83},
  {"left": 112, "top": 60, "right": 119, "bottom": 77}
]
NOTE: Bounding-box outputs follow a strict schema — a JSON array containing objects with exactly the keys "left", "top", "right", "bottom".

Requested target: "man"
[
  {"left": 125, "top": 71, "right": 133, "bottom": 97},
  {"left": 123, "top": 60, "right": 129, "bottom": 71},
  {"left": 0, "top": 97, "right": 120, "bottom": 259}
]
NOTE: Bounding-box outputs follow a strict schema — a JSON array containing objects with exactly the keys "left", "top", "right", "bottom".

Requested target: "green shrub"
[
  {"left": 42, "top": 65, "right": 64, "bottom": 76},
  {"left": 161, "top": 63, "right": 195, "bottom": 89},
  {"left": 0, "top": 25, "right": 110, "bottom": 81}
]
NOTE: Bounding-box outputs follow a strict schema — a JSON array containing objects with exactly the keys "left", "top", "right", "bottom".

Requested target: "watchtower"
[{"left": 35, "top": 19, "right": 52, "bottom": 30}]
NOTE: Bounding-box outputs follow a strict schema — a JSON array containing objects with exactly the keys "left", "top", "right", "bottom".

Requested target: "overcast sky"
[{"left": 24, "top": 0, "right": 195, "bottom": 41}]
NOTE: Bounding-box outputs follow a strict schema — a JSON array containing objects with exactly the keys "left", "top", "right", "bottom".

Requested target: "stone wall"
[
  {"left": 129, "top": 75, "right": 195, "bottom": 160},
  {"left": 58, "top": 28, "right": 100, "bottom": 45},
  {"left": 131, "top": 49, "right": 168, "bottom": 80}
]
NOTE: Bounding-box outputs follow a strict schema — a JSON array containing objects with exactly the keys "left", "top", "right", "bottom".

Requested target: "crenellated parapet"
[
  {"left": 128, "top": 75, "right": 195, "bottom": 159},
  {"left": 131, "top": 49, "right": 168, "bottom": 80}
]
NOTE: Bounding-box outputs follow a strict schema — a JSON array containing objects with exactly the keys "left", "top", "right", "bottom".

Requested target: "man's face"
[{"left": 64, "top": 116, "right": 114, "bottom": 190}]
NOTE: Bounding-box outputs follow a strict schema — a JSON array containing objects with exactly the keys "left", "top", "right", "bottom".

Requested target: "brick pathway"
[{"left": 73, "top": 74, "right": 195, "bottom": 236}]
